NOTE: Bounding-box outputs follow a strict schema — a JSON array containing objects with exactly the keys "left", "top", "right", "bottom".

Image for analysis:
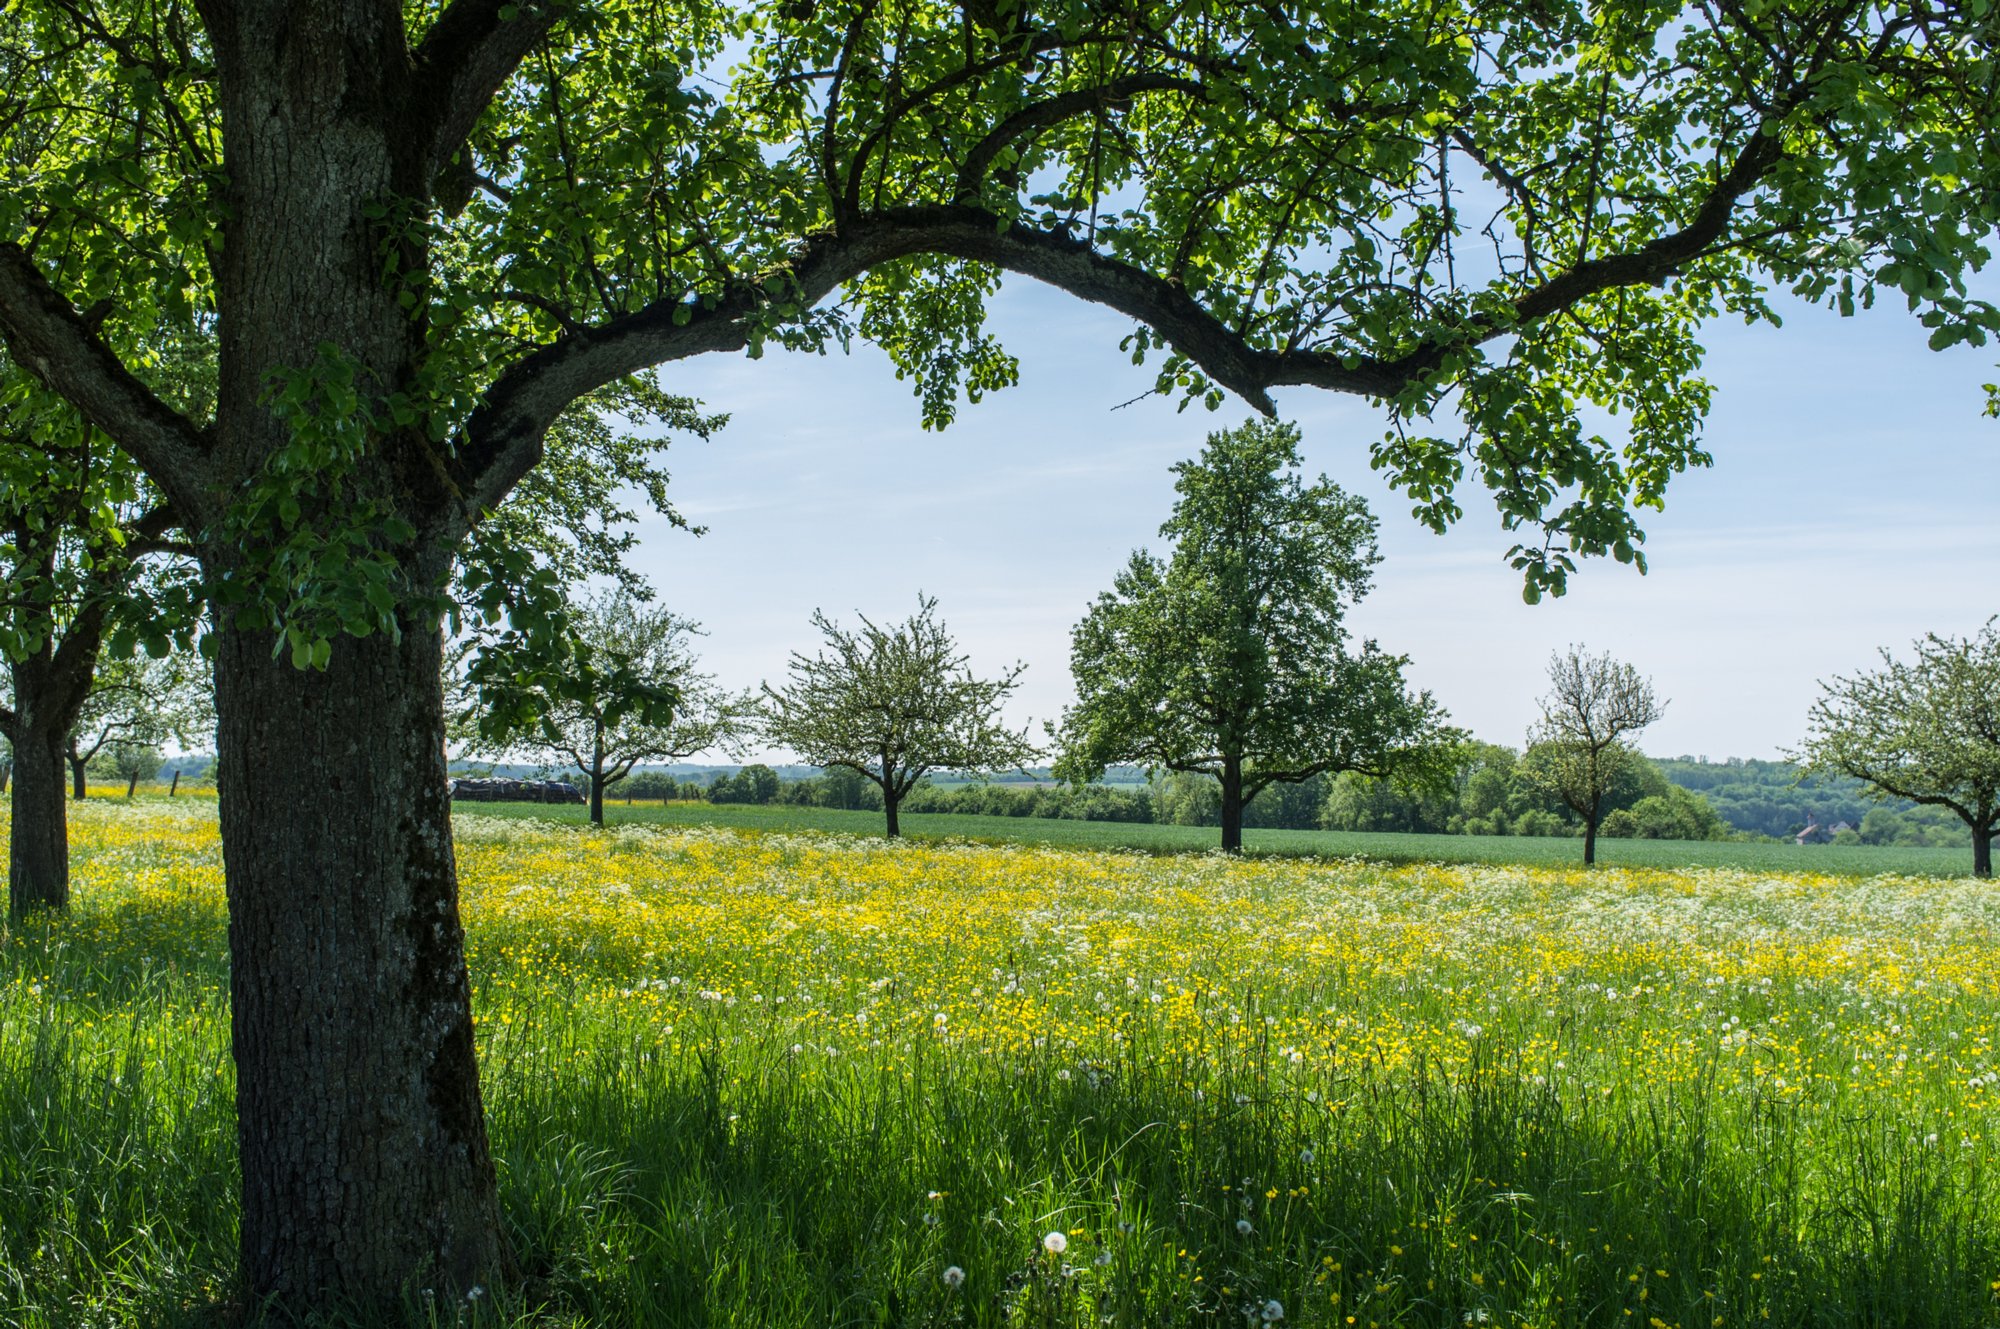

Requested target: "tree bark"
[
  {"left": 191, "top": 14, "right": 509, "bottom": 1298},
  {"left": 884, "top": 790, "right": 902, "bottom": 837},
  {"left": 70, "top": 754, "right": 88, "bottom": 800},
  {"left": 1583, "top": 788, "right": 1601, "bottom": 866},
  {"left": 7, "top": 614, "right": 109, "bottom": 914},
  {"left": 8, "top": 720, "right": 71, "bottom": 916},
  {"left": 1975, "top": 824, "right": 1992, "bottom": 879},
  {"left": 214, "top": 615, "right": 508, "bottom": 1308},
  {"left": 1220, "top": 759, "right": 1245, "bottom": 853},
  {"left": 126, "top": 769, "right": 140, "bottom": 798},
  {"left": 589, "top": 723, "right": 606, "bottom": 825}
]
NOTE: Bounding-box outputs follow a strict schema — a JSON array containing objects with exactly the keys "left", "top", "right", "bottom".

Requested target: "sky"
[{"left": 625, "top": 277, "right": 2000, "bottom": 766}]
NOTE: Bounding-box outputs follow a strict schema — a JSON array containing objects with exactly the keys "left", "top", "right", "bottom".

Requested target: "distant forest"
[{"left": 1652, "top": 758, "right": 1969, "bottom": 846}]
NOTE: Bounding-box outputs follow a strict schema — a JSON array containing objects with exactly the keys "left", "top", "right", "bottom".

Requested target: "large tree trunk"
[
  {"left": 883, "top": 786, "right": 902, "bottom": 837},
  {"left": 8, "top": 720, "right": 71, "bottom": 916},
  {"left": 1219, "top": 760, "right": 1245, "bottom": 853},
  {"left": 1976, "top": 824, "right": 1992, "bottom": 879},
  {"left": 197, "top": 12, "right": 510, "bottom": 1307},
  {"left": 213, "top": 616, "right": 508, "bottom": 1307}
]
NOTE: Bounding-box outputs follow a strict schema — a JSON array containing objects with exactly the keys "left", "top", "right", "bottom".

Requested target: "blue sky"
[{"left": 630, "top": 277, "right": 1999, "bottom": 765}]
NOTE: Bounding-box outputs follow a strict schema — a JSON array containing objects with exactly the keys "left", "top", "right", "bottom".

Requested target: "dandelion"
[
  {"left": 942, "top": 1266, "right": 965, "bottom": 1288},
  {"left": 1236, "top": 1219, "right": 1254, "bottom": 1236},
  {"left": 1299, "top": 1148, "right": 1316, "bottom": 1165},
  {"left": 1261, "top": 1299, "right": 1285, "bottom": 1322},
  {"left": 1043, "top": 1231, "right": 1068, "bottom": 1254},
  {"left": 1093, "top": 1251, "right": 1112, "bottom": 1267}
]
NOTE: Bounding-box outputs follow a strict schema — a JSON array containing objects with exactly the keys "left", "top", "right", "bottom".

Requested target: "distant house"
[{"left": 1795, "top": 818, "right": 1855, "bottom": 845}]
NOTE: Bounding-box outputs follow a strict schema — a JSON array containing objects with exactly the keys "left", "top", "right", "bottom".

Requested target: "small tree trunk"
[
  {"left": 1583, "top": 790, "right": 1602, "bottom": 866},
  {"left": 589, "top": 722, "right": 606, "bottom": 825},
  {"left": 1219, "top": 761, "right": 1245, "bottom": 853},
  {"left": 884, "top": 787, "right": 901, "bottom": 838},
  {"left": 170, "top": 769, "right": 180, "bottom": 796},
  {"left": 70, "top": 754, "right": 88, "bottom": 800},
  {"left": 126, "top": 770, "right": 140, "bottom": 798},
  {"left": 1975, "top": 824, "right": 1993, "bottom": 879},
  {"left": 8, "top": 723, "right": 71, "bottom": 916}
]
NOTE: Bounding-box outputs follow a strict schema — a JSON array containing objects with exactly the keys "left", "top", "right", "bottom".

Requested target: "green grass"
[
  {"left": 485, "top": 796, "right": 1980, "bottom": 877},
  {"left": 4, "top": 800, "right": 1999, "bottom": 1329}
]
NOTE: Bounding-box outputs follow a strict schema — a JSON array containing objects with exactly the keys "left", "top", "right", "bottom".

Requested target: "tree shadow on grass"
[{"left": 486, "top": 1039, "right": 1998, "bottom": 1329}]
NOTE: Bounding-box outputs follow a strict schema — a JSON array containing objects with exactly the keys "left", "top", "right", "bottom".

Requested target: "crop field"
[
  {"left": 4, "top": 800, "right": 2000, "bottom": 1327},
  {"left": 470, "top": 797, "right": 1976, "bottom": 879}
]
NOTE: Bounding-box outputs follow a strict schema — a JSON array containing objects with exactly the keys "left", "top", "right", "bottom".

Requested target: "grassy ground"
[
  {"left": 479, "top": 796, "right": 1979, "bottom": 877},
  {"left": 3, "top": 799, "right": 1999, "bottom": 1327}
]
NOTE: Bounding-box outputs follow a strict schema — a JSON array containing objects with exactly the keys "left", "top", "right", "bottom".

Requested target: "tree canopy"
[
  {"left": 759, "top": 595, "right": 1037, "bottom": 836},
  {"left": 1055, "top": 419, "right": 1455, "bottom": 850},
  {"left": 1524, "top": 646, "right": 1666, "bottom": 865},
  {"left": 1799, "top": 621, "right": 2000, "bottom": 877},
  {"left": 459, "top": 586, "right": 744, "bottom": 825}
]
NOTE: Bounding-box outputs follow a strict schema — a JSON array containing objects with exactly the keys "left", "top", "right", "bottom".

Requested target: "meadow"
[
  {"left": 471, "top": 796, "right": 1973, "bottom": 878},
  {"left": 3, "top": 798, "right": 1999, "bottom": 1327}
]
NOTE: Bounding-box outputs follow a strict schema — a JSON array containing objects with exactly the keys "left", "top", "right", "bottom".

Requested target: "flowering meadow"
[{"left": 3, "top": 800, "right": 1999, "bottom": 1328}]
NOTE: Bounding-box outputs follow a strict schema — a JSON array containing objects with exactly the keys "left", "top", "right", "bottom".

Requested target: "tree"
[
  {"left": 0, "top": 363, "right": 199, "bottom": 914},
  {"left": 1523, "top": 647, "right": 1666, "bottom": 865},
  {"left": 760, "top": 596, "right": 1036, "bottom": 837},
  {"left": 63, "top": 650, "right": 212, "bottom": 800},
  {"left": 1798, "top": 622, "right": 2000, "bottom": 878},
  {"left": 464, "top": 588, "right": 743, "bottom": 826},
  {"left": 709, "top": 762, "right": 780, "bottom": 805},
  {"left": 2, "top": 0, "right": 1997, "bottom": 1311},
  {"left": 106, "top": 740, "right": 164, "bottom": 797},
  {"left": 1055, "top": 420, "right": 1455, "bottom": 850}
]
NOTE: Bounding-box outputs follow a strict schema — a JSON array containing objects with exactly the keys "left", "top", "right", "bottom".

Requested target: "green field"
[
  {"left": 476, "top": 796, "right": 1980, "bottom": 877},
  {"left": 6, "top": 800, "right": 2000, "bottom": 1328}
]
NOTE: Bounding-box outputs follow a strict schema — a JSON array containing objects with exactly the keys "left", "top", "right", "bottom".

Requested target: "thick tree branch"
[
  {"left": 0, "top": 244, "right": 214, "bottom": 524},
  {"left": 456, "top": 123, "right": 1790, "bottom": 538},
  {"left": 406, "top": 0, "right": 562, "bottom": 201},
  {"left": 953, "top": 74, "right": 1205, "bottom": 203}
]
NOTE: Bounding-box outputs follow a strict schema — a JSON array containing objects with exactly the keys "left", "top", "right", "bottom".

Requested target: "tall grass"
[{"left": 2, "top": 801, "right": 1996, "bottom": 1327}]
